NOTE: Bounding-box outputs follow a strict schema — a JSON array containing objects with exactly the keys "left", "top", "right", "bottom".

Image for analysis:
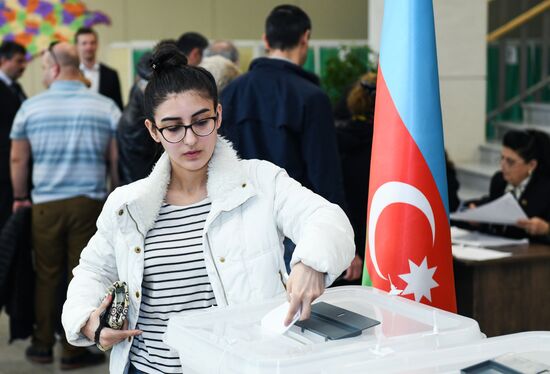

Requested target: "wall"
[
  {"left": 18, "top": 0, "right": 368, "bottom": 97},
  {"left": 16, "top": 0, "right": 487, "bottom": 164},
  {"left": 368, "top": 0, "right": 488, "bottom": 163}
]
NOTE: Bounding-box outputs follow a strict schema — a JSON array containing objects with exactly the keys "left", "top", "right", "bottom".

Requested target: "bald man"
[{"left": 10, "top": 42, "right": 120, "bottom": 369}]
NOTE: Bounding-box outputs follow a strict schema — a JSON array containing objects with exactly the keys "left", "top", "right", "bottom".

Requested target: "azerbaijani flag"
[{"left": 362, "top": 0, "right": 457, "bottom": 313}]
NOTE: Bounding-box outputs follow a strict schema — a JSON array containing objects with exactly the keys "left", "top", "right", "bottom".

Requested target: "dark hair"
[
  {"left": 74, "top": 27, "right": 98, "bottom": 43},
  {"left": 176, "top": 32, "right": 208, "bottom": 56},
  {"left": 265, "top": 4, "right": 311, "bottom": 50},
  {"left": 503, "top": 129, "right": 550, "bottom": 178},
  {"left": 144, "top": 40, "right": 218, "bottom": 121},
  {"left": 0, "top": 41, "right": 26, "bottom": 60}
]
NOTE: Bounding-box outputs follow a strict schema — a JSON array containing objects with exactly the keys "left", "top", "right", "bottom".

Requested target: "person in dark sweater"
[
  {"left": 333, "top": 73, "right": 376, "bottom": 285},
  {"left": 117, "top": 52, "right": 161, "bottom": 185}
]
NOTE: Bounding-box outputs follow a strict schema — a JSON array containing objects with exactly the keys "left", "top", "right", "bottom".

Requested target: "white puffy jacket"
[{"left": 62, "top": 136, "right": 354, "bottom": 374}]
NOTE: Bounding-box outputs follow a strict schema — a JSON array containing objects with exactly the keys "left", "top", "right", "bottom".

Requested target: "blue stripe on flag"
[{"left": 379, "top": 0, "right": 449, "bottom": 214}]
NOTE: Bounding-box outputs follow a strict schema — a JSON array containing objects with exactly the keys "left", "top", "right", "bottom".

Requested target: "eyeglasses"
[
  {"left": 501, "top": 155, "right": 524, "bottom": 168},
  {"left": 153, "top": 115, "right": 217, "bottom": 143},
  {"left": 48, "top": 41, "right": 60, "bottom": 66}
]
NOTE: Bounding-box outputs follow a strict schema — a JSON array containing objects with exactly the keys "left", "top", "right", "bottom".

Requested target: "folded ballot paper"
[
  {"left": 450, "top": 193, "right": 527, "bottom": 225},
  {"left": 261, "top": 301, "right": 301, "bottom": 335}
]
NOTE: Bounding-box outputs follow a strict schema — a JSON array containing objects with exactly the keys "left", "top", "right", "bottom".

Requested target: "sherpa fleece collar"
[{"left": 119, "top": 136, "right": 252, "bottom": 235}]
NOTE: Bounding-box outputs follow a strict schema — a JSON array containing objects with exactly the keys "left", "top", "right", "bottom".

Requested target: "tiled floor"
[{"left": 0, "top": 312, "right": 109, "bottom": 373}]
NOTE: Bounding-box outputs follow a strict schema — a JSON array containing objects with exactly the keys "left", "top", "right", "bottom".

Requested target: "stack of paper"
[
  {"left": 452, "top": 245, "right": 512, "bottom": 261},
  {"left": 451, "top": 227, "right": 528, "bottom": 247},
  {"left": 450, "top": 193, "right": 527, "bottom": 225}
]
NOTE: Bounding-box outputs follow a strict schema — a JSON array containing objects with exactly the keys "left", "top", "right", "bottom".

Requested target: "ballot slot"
[{"left": 294, "top": 302, "right": 381, "bottom": 341}]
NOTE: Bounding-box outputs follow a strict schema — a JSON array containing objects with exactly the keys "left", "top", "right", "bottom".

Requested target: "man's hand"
[
  {"left": 284, "top": 262, "right": 324, "bottom": 326},
  {"left": 517, "top": 217, "right": 550, "bottom": 236},
  {"left": 343, "top": 255, "right": 363, "bottom": 281},
  {"left": 81, "top": 294, "right": 141, "bottom": 350}
]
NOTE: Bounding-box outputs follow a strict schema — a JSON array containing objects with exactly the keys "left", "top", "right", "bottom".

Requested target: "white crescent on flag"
[{"left": 368, "top": 181, "right": 436, "bottom": 280}]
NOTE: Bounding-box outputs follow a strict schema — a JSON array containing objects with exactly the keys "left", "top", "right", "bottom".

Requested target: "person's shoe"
[
  {"left": 25, "top": 344, "right": 53, "bottom": 364},
  {"left": 60, "top": 350, "right": 105, "bottom": 370}
]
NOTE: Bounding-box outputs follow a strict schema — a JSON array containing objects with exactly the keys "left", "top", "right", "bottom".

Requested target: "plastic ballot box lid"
[
  {"left": 163, "top": 286, "right": 483, "bottom": 373},
  {"left": 347, "top": 331, "right": 550, "bottom": 373}
]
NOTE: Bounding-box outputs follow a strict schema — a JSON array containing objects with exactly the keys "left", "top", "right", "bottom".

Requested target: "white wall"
[{"left": 368, "top": 0, "right": 487, "bottom": 163}]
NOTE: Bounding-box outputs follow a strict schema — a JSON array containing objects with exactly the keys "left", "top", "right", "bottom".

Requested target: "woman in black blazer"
[{"left": 471, "top": 130, "right": 550, "bottom": 241}]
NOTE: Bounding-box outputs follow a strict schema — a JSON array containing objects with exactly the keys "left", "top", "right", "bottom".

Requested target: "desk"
[{"left": 454, "top": 243, "right": 550, "bottom": 337}]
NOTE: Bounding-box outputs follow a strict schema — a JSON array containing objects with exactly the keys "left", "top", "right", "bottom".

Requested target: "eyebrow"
[{"left": 160, "top": 108, "right": 211, "bottom": 123}]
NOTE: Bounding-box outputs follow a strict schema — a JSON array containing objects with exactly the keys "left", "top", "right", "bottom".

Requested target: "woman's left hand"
[
  {"left": 284, "top": 262, "right": 325, "bottom": 326},
  {"left": 516, "top": 217, "right": 550, "bottom": 236},
  {"left": 343, "top": 255, "right": 363, "bottom": 281}
]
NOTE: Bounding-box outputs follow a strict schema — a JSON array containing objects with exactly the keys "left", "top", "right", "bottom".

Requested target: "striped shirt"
[
  {"left": 130, "top": 199, "right": 216, "bottom": 374},
  {"left": 10, "top": 80, "right": 120, "bottom": 204}
]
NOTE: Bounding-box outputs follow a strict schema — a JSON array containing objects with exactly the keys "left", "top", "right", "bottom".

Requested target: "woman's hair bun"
[{"left": 149, "top": 40, "right": 188, "bottom": 73}]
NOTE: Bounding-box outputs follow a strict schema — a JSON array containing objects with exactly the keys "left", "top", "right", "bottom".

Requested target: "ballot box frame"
[{"left": 454, "top": 242, "right": 550, "bottom": 337}]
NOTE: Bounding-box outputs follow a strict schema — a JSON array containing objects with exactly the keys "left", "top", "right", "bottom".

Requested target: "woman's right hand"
[{"left": 81, "top": 294, "right": 142, "bottom": 350}]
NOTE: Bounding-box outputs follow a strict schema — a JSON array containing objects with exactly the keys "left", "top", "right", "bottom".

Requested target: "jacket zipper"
[
  {"left": 205, "top": 231, "right": 229, "bottom": 306},
  {"left": 125, "top": 205, "right": 145, "bottom": 240},
  {"left": 124, "top": 205, "right": 145, "bottom": 332}
]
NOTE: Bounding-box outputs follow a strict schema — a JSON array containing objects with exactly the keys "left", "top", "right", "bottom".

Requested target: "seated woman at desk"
[{"left": 469, "top": 129, "right": 550, "bottom": 241}]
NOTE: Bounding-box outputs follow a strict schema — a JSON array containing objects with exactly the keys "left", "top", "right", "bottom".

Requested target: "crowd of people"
[{"left": 0, "top": 3, "right": 549, "bottom": 374}]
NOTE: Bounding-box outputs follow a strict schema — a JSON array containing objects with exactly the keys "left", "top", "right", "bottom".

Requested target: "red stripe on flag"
[{"left": 365, "top": 68, "right": 456, "bottom": 313}]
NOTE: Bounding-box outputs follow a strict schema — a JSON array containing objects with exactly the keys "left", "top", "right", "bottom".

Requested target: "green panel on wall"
[
  {"left": 303, "top": 48, "right": 315, "bottom": 74},
  {"left": 486, "top": 43, "right": 550, "bottom": 139},
  {"left": 132, "top": 48, "right": 151, "bottom": 78}
]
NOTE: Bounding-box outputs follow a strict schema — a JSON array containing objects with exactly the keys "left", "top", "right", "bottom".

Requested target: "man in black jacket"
[
  {"left": 75, "top": 27, "right": 123, "bottom": 109},
  {"left": 0, "top": 41, "right": 27, "bottom": 231},
  {"left": 220, "top": 5, "right": 349, "bottom": 276},
  {"left": 221, "top": 5, "right": 345, "bottom": 208}
]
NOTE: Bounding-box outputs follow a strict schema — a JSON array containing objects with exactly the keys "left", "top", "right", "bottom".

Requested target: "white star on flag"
[{"left": 398, "top": 257, "right": 438, "bottom": 302}]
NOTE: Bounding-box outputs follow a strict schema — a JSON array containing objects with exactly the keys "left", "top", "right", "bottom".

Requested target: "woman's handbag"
[{"left": 94, "top": 281, "right": 130, "bottom": 351}]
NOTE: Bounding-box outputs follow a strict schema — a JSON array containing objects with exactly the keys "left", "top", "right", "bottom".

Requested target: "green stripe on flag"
[{"left": 362, "top": 262, "right": 372, "bottom": 286}]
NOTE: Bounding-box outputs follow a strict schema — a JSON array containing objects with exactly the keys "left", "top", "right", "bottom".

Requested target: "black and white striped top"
[{"left": 129, "top": 199, "right": 216, "bottom": 374}]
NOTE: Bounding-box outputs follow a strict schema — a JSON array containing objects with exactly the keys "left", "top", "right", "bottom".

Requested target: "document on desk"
[
  {"left": 451, "top": 227, "right": 529, "bottom": 247},
  {"left": 452, "top": 245, "right": 512, "bottom": 261},
  {"left": 450, "top": 192, "right": 527, "bottom": 225}
]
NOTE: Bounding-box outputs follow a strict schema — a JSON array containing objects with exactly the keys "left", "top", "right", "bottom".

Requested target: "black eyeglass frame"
[{"left": 153, "top": 115, "right": 218, "bottom": 143}]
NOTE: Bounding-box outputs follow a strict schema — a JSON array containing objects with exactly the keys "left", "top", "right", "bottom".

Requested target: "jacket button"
[
  {"left": 219, "top": 257, "right": 225, "bottom": 263},
  {"left": 134, "top": 247, "right": 141, "bottom": 254},
  {"left": 241, "top": 183, "right": 246, "bottom": 188},
  {"left": 118, "top": 209, "right": 124, "bottom": 216},
  {"left": 135, "top": 291, "right": 140, "bottom": 298}
]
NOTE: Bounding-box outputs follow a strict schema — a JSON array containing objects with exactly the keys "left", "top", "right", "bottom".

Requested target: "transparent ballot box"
[
  {"left": 351, "top": 332, "right": 550, "bottom": 373},
  {"left": 163, "top": 286, "right": 483, "bottom": 373}
]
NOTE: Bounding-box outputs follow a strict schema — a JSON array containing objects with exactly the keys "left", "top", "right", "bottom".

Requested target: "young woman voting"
[{"left": 62, "top": 41, "right": 354, "bottom": 374}]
